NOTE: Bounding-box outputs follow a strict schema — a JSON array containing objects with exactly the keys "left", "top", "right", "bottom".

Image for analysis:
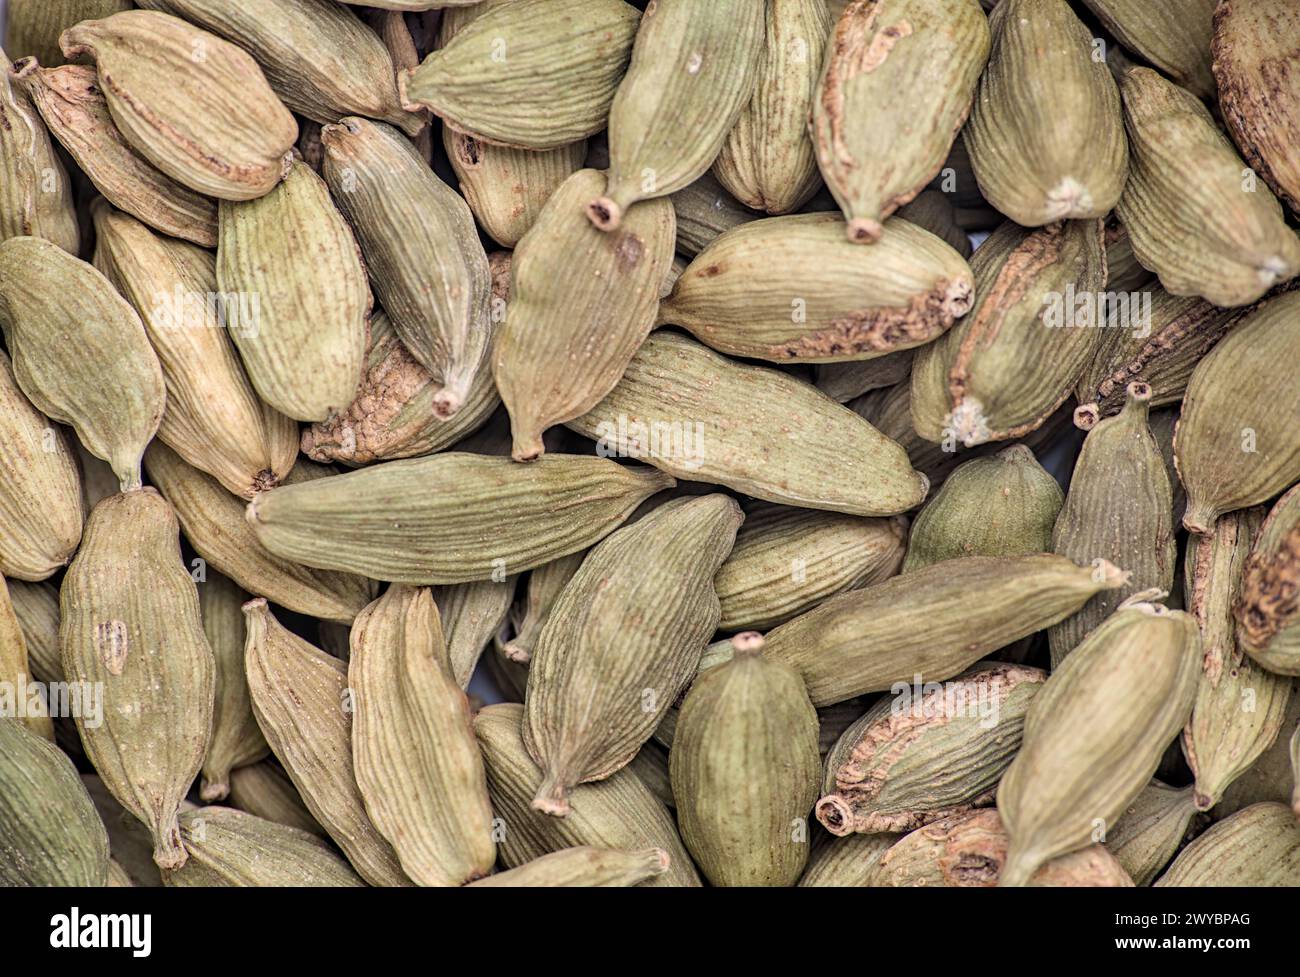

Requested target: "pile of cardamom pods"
[{"left": 1, "top": 0, "right": 1298, "bottom": 889}]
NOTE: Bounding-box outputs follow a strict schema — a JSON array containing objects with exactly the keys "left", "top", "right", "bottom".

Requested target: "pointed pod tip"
[
  {"left": 531, "top": 776, "right": 572, "bottom": 818},
  {"left": 585, "top": 197, "right": 622, "bottom": 232},
  {"left": 814, "top": 794, "right": 855, "bottom": 837},
  {"left": 846, "top": 218, "right": 883, "bottom": 244}
]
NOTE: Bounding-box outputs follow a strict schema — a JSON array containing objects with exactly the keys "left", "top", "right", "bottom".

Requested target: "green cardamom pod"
[
  {"left": 242, "top": 598, "right": 411, "bottom": 886},
  {"left": 0, "top": 574, "right": 53, "bottom": 740},
  {"left": 628, "top": 742, "right": 674, "bottom": 811},
  {"left": 1105, "top": 781, "right": 1198, "bottom": 887},
  {"left": 350, "top": 586, "right": 497, "bottom": 885},
  {"left": 227, "top": 761, "right": 326, "bottom": 839},
  {"left": 1155, "top": 802, "right": 1300, "bottom": 886},
  {"left": 1103, "top": 220, "right": 1155, "bottom": 293},
  {"left": 966, "top": 0, "right": 1128, "bottom": 226},
  {"left": 0, "top": 718, "right": 110, "bottom": 886},
  {"left": 246, "top": 453, "right": 674, "bottom": 585},
  {"left": 1236, "top": 483, "right": 1300, "bottom": 675},
  {"left": 670, "top": 634, "right": 820, "bottom": 886},
  {"left": 764, "top": 553, "right": 1127, "bottom": 707},
  {"left": 658, "top": 213, "right": 974, "bottom": 362},
  {"left": 814, "top": 349, "right": 914, "bottom": 403},
  {"left": 0, "top": 236, "right": 166, "bottom": 491},
  {"left": 1175, "top": 291, "right": 1300, "bottom": 535},
  {"left": 797, "top": 832, "right": 895, "bottom": 887},
  {"left": 8, "top": 579, "right": 60, "bottom": 687},
  {"left": 586, "top": 0, "right": 765, "bottom": 230},
  {"left": 670, "top": 172, "right": 760, "bottom": 258},
  {"left": 144, "top": 440, "right": 375, "bottom": 623},
  {"left": 1214, "top": 683, "right": 1300, "bottom": 817},
  {"left": 502, "top": 553, "right": 586, "bottom": 665},
  {"left": 568, "top": 332, "right": 928, "bottom": 516},
  {"left": 435, "top": 577, "right": 518, "bottom": 689},
  {"left": 321, "top": 117, "right": 490, "bottom": 417},
  {"left": 998, "top": 597, "right": 1201, "bottom": 886},
  {"left": 474, "top": 702, "right": 700, "bottom": 887},
  {"left": 469, "top": 846, "right": 668, "bottom": 888},
  {"left": 60, "top": 488, "right": 216, "bottom": 870},
  {"left": 494, "top": 168, "right": 676, "bottom": 460},
  {"left": 60, "top": 10, "right": 298, "bottom": 200},
  {"left": 811, "top": 0, "right": 989, "bottom": 243},
  {"left": 1081, "top": 0, "right": 1217, "bottom": 98}
]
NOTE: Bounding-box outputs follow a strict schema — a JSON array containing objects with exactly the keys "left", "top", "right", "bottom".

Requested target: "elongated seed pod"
[
  {"left": 243, "top": 599, "right": 410, "bottom": 886},
  {"left": 0, "top": 718, "right": 110, "bottom": 886},
  {"left": 164, "top": 807, "right": 364, "bottom": 887},
  {"left": 998, "top": 599, "right": 1201, "bottom": 886},
  {"left": 658, "top": 213, "right": 973, "bottom": 362},
  {"left": 524, "top": 496, "right": 742, "bottom": 816},
  {"left": 494, "top": 169, "right": 676, "bottom": 460},
  {"left": 0, "top": 352, "right": 82, "bottom": 581},
  {"left": 197, "top": 572, "right": 267, "bottom": 803},
  {"left": 670, "top": 636, "right": 821, "bottom": 886},
  {"left": 12, "top": 61, "right": 218, "bottom": 247},
  {"left": 60, "top": 489, "right": 216, "bottom": 871},
  {"left": 1235, "top": 484, "right": 1300, "bottom": 675},
  {"left": 0, "top": 236, "right": 165, "bottom": 491},
  {"left": 586, "top": 0, "right": 765, "bottom": 229},
  {"left": 1104, "top": 781, "right": 1197, "bottom": 887},
  {"left": 812, "top": 0, "right": 989, "bottom": 243},
  {"left": 144, "top": 441, "right": 375, "bottom": 623},
  {"left": 1174, "top": 291, "right": 1300, "bottom": 535},
  {"left": 817, "top": 663, "right": 1045, "bottom": 836},
  {"left": 399, "top": 0, "right": 638, "bottom": 150},
  {"left": 435, "top": 578, "right": 518, "bottom": 688},
  {"left": 246, "top": 453, "right": 674, "bottom": 585},
  {"left": 714, "top": 0, "right": 830, "bottom": 215},
  {"left": 763, "top": 553, "right": 1128, "bottom": 707},
  {"left": 909, "top": 219, "right": 1108, "bottom": 447},
  {"left": 134, "top": 0, "right": 423, "bottom": 136},
  {"left": 228, "top": 761, "right": 325, "bottom": 839},
  {"left": 93, "top": 202, "right": 298, "bottom": 498},
  {"left": 502, "top": 553, "right": 585, "bottom": 665},
  {"left": 670, "top": 172, "right": 760, "bottom": 257},
  {"left": 797, "top": 832, "right": 895, "bottom": 887},
  {"left": 1048, "top": 383, "right": 1176, "bottom": 666},
  {"left": 217, "top": 159, "right": 369, "bottom": 422},
  {"left": 0, "top": 51, "right": 78, "bottom": 252},
  {"left": 1215, "top": 685, "right": 1300, "bottom": 818},
  {"left": 719, "top": 505, "right": 906, "bottom": 631},
  {"left": 903, "top": 445, "right": 1062, "bottom": 572},
  {"left": 321, "top": 117, "right": 490, "bottom": 417},
  {"left": 1116, "top": 66, "right": 1300, "bottom": 307},
  {"left": 965, "top": 0, "right": 1127, "bottom": 227},
  {"left": 1155, "top": 802, "right": 1300, "bottom": 886},
  {"left": 474, "top": 703, "right": 700, "bottom": 887},
  {"left": 0, "top": 575, "right": 53, "bottom": 740},
  {"left": 568, "top": 332, "right": 927, "bottom": 516},
  {"left": 60, "top": 11, "right": 297, "bottom": 200},
  {"left": 469, "top": 846, "right": 669, "bottom": 887},
  {"left": 8, "top": 579, "right": 60, "bottom": 687},
  {"left": 350, "top": 586, "right": 496, "bottom": 885},
  {"left": 1078, "top": 0, "right": 1216, "bottom": 99}
]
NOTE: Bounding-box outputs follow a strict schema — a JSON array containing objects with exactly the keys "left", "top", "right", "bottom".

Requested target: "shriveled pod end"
[
  {"left": 501, "top": 640, "right": 531, "bottom": 665},
  {"left": 510, "top": 431, "right": 545, "bottom": 464},
  {"left": 8, "top": 56, "right": 40, "bottom": 86},
  {"left": 531, "top": 773, "right": 572, "bottom": 819},
  {"left": 944, "top": 278, "right": 976, "bottom": 318},
  {"left": 1117, "top": 587, "right": 1171, "bottom": 613},
  {"left": 432, "top": 387, "right": 464, "bottom": 420},
  {"left": 118, "top": 467, "right": 144, "bottom": 494},
  {"left": 648, "top": 848, "right": 671, "bottom": 874},
  {"left": 1074, "top": 404, "right": 1100, "bottom": 431},
  {"left": 585, "top": 197, "right": 622, "bottom": 232},
  {"left": 1182, "top": 502, "right": 1217, "bottom": 537},
  {"left": 730, "top": 631, "right": 765, "bottom": 657},
  {"left": 199, "top": 775, "right": 230, "bottom": 803},
  {"left": 1092, "top": 559, "right": 1131, "bottom": 590},
  {"left": 1125, "top": 381, "right": 1152, "bottom": 404},
  {"left": 948, "top": 399, "right": 992, "bottom": 448},
  {"left": 846, "top": 218, "right": 884, "bottom": 245},
  {"left": 319, "top": 117, "right": 363, "bottom": 149},
  {"left": 395, "top": 68, "right": 421, "bottom": 114},
  {"left": 250, "top": 469, "right": 280, "bottom": 495},
  {"left": 241, "top": 596, "right": 270, "bottom": 618},
  {"left": 1192, "top": 788, "right": 1216, "bottom": 813},
  {"left": 152, "top": 819, "right": 187, "bottom": 871},
  {"left": 814, "top": 794, "right": 855, "bottom": 837}
]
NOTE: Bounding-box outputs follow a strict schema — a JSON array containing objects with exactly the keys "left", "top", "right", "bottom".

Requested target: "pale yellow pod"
[
  {"left": 469, "top": 846, "right": 669, "bottom": 887},
  {"left": 0, "top": 574, "right": 54, "bottom": 741}
]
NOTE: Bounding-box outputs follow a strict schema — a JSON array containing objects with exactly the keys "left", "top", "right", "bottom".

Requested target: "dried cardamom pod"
[
  {"left": 217, "top": 158, "right": 369, "bottom": 422},
  {"left": 144, "top": 441, "right": 375, "bottom": 623},
  {"left": 670, "top": 172, "right": 760, "bottom": 258},
  {"left": 469, "top": 846, "right": 668, "bottom": 888},
  {"left": 1155, "top": 802, "right": 1300, "bottom": 886},
  {"left": 1116, "top": 66, "right": 1300, "bottom": 307},
  {"left": 436, "top": 578, "right": 518, "bottom": 689},
  {"left": 713, "top": 0, "right": 830, "bottom": 215},
  {"left": 350, "top": 586, "right": 496, "bottom": 885},
  {"left": 502, "top": 553, "right": 586, "bottom": 665},
  {"left": 494, "top": 169, "right": 676, "bottom": 460},
  {"left": 1236, "top": 483, "right": 1300, "bottom": 675},
  {"left": 5, "top": 0, "right": 133, "bottom": 66},
  {"left": 764, "top": 553, "right": 1126, "bottom": 707},
  {"left": 813, "top": 349, "right": 915, "bottom": 403},
  {"left": 134, "top": 0, "right": 424, "bottom": 136},
  {"left": 811, "top": 0, "right": 989, "bottom": 243},
  {"left": 60, "top": 10, "right": 297, "bottom": 200},
  {"left": 0, "top": 236, "right": 166, "bottom": 491},
  {"left": 1080, "top": 0, "right": 1217, "bottom": 98},
  {"left": 670, "top": 634, "right": 820, "bottom": 886},
  {"left": 474, "top": 703, "right": 701, "bottom": 887},
  {"left": 1103, "top": 220, "right": 1155, "bottom": 293},
  {"left": 998, "top": 598, "right": 1201, "bottom": 886},
  {"left": 874, "top": 809, "right": 1134, "bottom": 886},
  {"left": 1104, "top": 781, "right": 1197, "bottom": 887},
  {"left": 1183, "top": 508, "right": 1293, "bottom": 811},
  {"left": 909, "top": 219, "right": 1108, "bottom": 447},
  {"left": 797, "top": 832, "right": 895, "bottom": 887},
  {"left": 1214, "top": 683, "right": 1300, "bottom": 817},
  {"left": 1213, "top": 0, "right": 1300, "bottom": 214},
  {"left": 524, "top": 497, "right": 741, "bottom": 813},
  {"left": 0, "top": 718, "right": 110, "bottom": 886},
  {"left": 243, "top": 598, "right": 410, "bottom": 886},
  {"left": 0, "top": 575, "right": 53, "bottom": 741},
  {"left": 1048, "top": 383, "right": 1176, "bottom": 666},
  {"left": 586, "top": 0, "right": 765, "bottom": 229},
  {"left": 227, "top": 761, "right": 325, "bottom": 839},
  {"left": 321, "top": 117, "right": 490, "bottom": 417},
  {"left": 658, "top": 213, "right": 974, "bottom": 362},
  {"left": 817, "top": 663, "right": 1045, "bottom": 836},
  {"left": 246, "top": 453, "right": 674, "bottom": 585},
  {"left": 197, "top": 572, "right": 267, "bottom": 803},
  {"left": 8, "top": 579, "right": 60, "bottom": 688},
  {"left": 0, "top": 351, "right": 83, "bottom": 581},
  {"left": 60, "top": 488, "right": 216, "bottom": 870},
  {"left": 716, "top": 505, "right": 905, "bottom": 631},
  {"left": 568, "top": 332, "right": 928, "bottom": 516},
  {"left": 903, "top": 445, "right": 1062, "bottom": 572},
  {"left": 93, "top": 202, "right": 298, "bottom": 498},
  {"left": 628, "top": 742, "right": 674, "bottom": 811},
  {"left": 164, "top": 807, "right": 364, "bottom": 887},
  {"left": 12, "top": 61, "right": 218, "bottom": 247},
  {"left": 1174, "top": 291, "right": 1300, "bottom": 535}
]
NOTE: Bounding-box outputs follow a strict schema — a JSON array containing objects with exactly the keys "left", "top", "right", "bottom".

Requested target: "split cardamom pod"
[{"left": 1155, "top": 802, "right": 1300, "bottom": 886}]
